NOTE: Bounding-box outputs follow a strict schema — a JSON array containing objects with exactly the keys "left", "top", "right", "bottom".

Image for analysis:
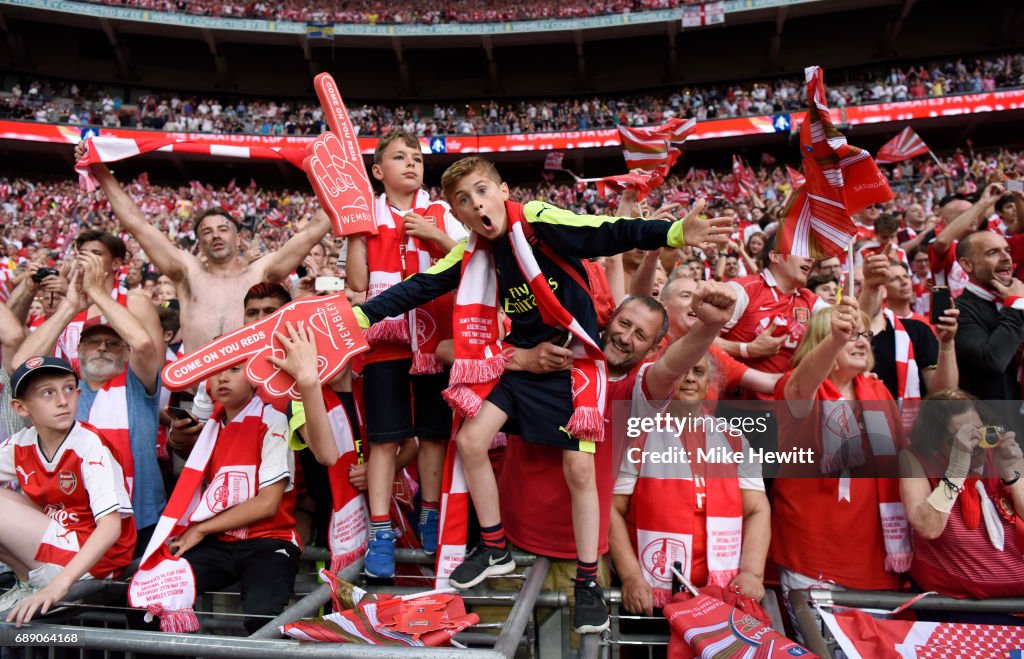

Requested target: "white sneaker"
[{"left": 0, "top": 580, "right": 37, "bottom": 614}]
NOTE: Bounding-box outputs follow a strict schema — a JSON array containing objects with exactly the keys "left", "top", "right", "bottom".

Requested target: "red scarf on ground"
[
  {"left": 365, "top": 190, "right": 446, "bottom": 374},
  {"left": 128, "top": 397, "right": 268, "bottom": 632},
  {"left": 817, "top": 375, "right": 912, "bottom": 573},
  {"left": 444, "top": 200, "right": 606, "bottom": 442}
]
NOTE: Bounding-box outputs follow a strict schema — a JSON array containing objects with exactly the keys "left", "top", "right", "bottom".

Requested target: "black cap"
[{"left": 10, "top": 356, "right": 77, "bottom": 399}]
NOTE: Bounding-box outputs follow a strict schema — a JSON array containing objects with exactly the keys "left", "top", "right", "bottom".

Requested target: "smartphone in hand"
[
  {"left": 930, "top": 286, "right": 951, "bottom": 325},
  {"left": 167, "top": 406, "right": 201, "bottom": 427}
]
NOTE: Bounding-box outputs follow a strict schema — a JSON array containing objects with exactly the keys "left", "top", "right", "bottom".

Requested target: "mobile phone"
[
  {"left": 1007, "top": 180, "right": 1024, "bottom": 193},
  {"left": 315, "top": 276, "right": 346, "bottom": 292},
  {"left": 167, "top": 407, "right": 200, "bottom": 426},
  {"left": 930, "top": 286, "right": 951, "bottom": 325},
  {"left": 296, "top": 264, "right": 308, "bottom": 279}
]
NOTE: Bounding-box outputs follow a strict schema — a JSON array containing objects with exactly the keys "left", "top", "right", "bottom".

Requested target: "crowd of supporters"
[
  {"left": 1, "top": 137, "right": 1023, "bottom": 639},
  {"left": 2, "top": 52, "right": 1021, "bottom": 138},
  {"left": 82, "top": 0, "right": 702, "bottom": 25}
]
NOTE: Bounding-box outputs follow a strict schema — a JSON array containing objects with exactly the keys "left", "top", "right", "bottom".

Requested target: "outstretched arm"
[
  {"left": 356, "top": 241, "right": 464, "bottom": 327},
  {"left": 256, "top": 210, "right": 332, "bottom": 283}
]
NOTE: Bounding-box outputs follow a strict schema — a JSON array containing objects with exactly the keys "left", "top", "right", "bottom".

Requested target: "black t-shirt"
[{"left": 871, "top": 316, "right": 938, "bottom": 399}]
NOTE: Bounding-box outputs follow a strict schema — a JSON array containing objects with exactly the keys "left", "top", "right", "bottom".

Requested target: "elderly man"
[{"left": 14, "top": 255, "right": 165, "bottom": 549}]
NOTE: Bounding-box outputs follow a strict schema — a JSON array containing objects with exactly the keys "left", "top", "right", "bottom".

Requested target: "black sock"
[
  {"left": 576, "top": 558, "right": 599, "bottom": 583},
  {"left": 480, "top": 522, "right": 507, "bottom": 550}
]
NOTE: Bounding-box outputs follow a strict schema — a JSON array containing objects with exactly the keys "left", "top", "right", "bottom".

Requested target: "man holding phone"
[{"left": 954, "top": 229, "right": 1024, "bottom": 400}]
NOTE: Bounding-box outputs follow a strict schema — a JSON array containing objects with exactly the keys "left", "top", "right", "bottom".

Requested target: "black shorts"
[
  {"left": 486, "top": 370, "right": 592, "bottom": 453},
  {"left": 362, "top": 359, "right": 453, "bottom": 444}
]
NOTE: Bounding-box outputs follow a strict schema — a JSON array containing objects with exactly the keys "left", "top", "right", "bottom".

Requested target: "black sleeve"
[
  {"left": 904, "top": 319, "right": 939, "bottom": 370},
  {"left": 954, "top": 298, "right": 1024, "bottom": 375},
  {"left": 359, "top": 242, "right": 464, "bottom": 325},
  {"left": 524, "top": 200, "right": 674, "bottom": 258}
]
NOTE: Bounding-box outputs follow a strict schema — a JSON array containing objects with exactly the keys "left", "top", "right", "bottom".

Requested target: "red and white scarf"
[
  {"left": 293, "top": 387, "right": 368, "bottom": 575},
  {"left": 444, "top": 200, "right": 606, "bottom": 442},
  {"left": 965, "top": 281, "right": 1024, "bottom": 311},
  {"left": 882, "top": 308, "right": 920, "bottom": 431},
  {"left": 86, "top": 368, "right": 134, "bottom": 496},
  {"left": 627, "top": 426, "right": 744, "bottom": 607},
  {"left": 365, "top": 190, "right": 445, "bottom": 374},
  {"left": 128, "top": 396, "right": 267, "bottom": 632},
  {"left": 434, "top": 421, "right": 470, "bottom": 589},
  {"left": 818, "top": 375, "right": 912, "bottom": 573}
]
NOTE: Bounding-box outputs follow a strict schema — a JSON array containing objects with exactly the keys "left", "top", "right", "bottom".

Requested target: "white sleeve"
[
  {"left": 613, "top": 445, "right": 640, "bottom": 495},
  {"left": 722, "top": 281, "right": 749, "bottom": 330},
  {"left": 258, "top": 409, "right": 294, "bottom": 492},
  {"left": 0, "top": 435, "right": 17, "bottom": 484},
  {"left": 441, "top": 204, "right": 469, "bottom": 242},
  {"left": 82, "top": 441, "right": 132, "bottom": 521},
  {"left": 812, "top": 296, "right": 832, "bottom": 312},
  {"left": 736, "top": 433, "right": 765, "bottom": 490},
  {"left": 632, "top": 362, "right": 668, "bottom": 419}
]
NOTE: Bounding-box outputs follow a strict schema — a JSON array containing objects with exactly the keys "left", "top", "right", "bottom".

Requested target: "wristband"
[
  {"left": 667, "top": 219, "right": 686, "bottom": 248},
  {"left": 1002, "top": 470, "right": 1022, "bottom": 487},
  {"left": 353, "top": 306, "right": 370, "bottom": 330},
  {"left": 739, "top": 343, "right": 750, "bottom": 359},
  {"left": 946, "top": 444, "right": 973, "bottom": 480},
  {"left": 926, "top": 482, "right": 958, "bottom": 514}
]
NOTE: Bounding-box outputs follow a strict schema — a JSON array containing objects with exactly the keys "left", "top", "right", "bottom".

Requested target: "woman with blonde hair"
[{"left": 772, "top": 297, "right": 911, "bottom": 629}]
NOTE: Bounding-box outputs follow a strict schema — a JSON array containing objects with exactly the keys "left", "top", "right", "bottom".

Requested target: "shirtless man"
[{"left": 76, "top": 144, "right": 331, "bottom": 354}]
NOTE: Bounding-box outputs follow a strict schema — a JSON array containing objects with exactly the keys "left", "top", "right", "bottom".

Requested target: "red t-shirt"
[{"left": 499, "top": 362, "right": 655, "bottom": 559}]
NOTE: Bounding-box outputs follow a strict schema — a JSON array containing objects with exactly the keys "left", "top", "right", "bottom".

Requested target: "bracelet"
[
  {"left": 940, "top": 343, "right": 954, "bottom": 352},
  {"left": 941, "top": 476, "right": 965, "bottom": 498},
  {"left": 1002, "top": 471, "right": 1022, "bottom": 487},
  {"left": 739, "top": 342, "right": 750, "bottom": 359}
]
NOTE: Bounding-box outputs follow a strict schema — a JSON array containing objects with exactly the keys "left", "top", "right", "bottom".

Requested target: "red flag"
[
  {"left": 761, "top": 152, "right": 777, "bottom": 165},
  {"left": 776, "top": 66, "right": 893, "bottom": 259},
  {"left": 618, "top": 118, "right": 694, "bottom": 172},
  {"left": 265, "top": 208, "right": 287, "bottom": 228},
  {"left": 786, "top": 165, "right": 806, "bottom": 187},
  {"left": 876, "top": 127, "right": 931, "bottom": 164},
  {"left": 824, "top": 608, "right": 1024, "bottom": 659},
  {"left": 543, "top": 152, "right": 564, "bottom": 170},
  {"left": 594, "top": 169, "right": 666, "bottom": 198}
]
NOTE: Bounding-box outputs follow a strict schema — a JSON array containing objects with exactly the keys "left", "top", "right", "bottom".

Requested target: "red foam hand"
[
  {"left": 162, "top": 293, "right": 368, "bottom": 400},
  {"left": 306, "top": 72, "right": 375, "bottom": 237},
  {"left": 304, "top": 132, "right": 376, "bottom": 237}
]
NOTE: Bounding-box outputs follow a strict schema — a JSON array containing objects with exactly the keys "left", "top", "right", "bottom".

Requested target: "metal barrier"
[{"left": 789, "top": 589, "right": 1024, "bottom": 659}]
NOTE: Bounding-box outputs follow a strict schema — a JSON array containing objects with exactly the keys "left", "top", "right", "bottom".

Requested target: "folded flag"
[
  {"left": 876, "top": 126, "right": 931, "bottom": 164},
  {"left": 618, "top": 117, "right": 695, "bottom": 173},
  {"left": 776, "top": 65, "right": 893, "bottom": 259},
  {"left": 594, "top": 169, "right": 666, "bottom": 198}
]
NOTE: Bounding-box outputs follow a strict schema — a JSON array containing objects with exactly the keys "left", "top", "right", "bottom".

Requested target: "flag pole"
[
  {"left": 846, "top": 240, "right": 855, "bottom": 300},
  {"left": 927, "top": 150, "right": 943, "bottom": 169}
]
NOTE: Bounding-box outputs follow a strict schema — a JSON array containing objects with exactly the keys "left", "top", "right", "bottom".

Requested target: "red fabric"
[
  {"left": 1009, "top": 234, "right": 1024, "bottom": 281},
  {"left": 582, "top": 260, "right": 614, "bottom": 330},
  {"left": 769, "top": 371, "right": 907, "bottom": 590},
  {"left": 499, "top": 363, "right": 645, "bottom": 559},
  {"left": 777, "top": 66, "right": 893, "bottom": 258},
  {"left": 876, "top": 127, "right": 931, "bottom": 164}
]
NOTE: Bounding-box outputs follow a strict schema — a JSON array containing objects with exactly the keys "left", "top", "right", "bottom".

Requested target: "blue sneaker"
[
  {"left": 364, "top": 529, "right": 396, "bottom": 578},
  {"left": 419, "top": 509, "right": 439, "bottom": 555}
]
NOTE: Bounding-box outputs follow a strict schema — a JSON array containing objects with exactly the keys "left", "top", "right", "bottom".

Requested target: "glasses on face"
[
  {"left": 81, "top": 337, "right": 127, "bottom": 350},
  {"left": 848, "top": 331, "right": 874, "bottom": 343}
]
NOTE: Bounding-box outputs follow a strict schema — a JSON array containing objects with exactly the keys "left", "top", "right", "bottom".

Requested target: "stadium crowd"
[
  {"left": 2, "top": 52, "right": 1022, "bottom": 137},
  {"left": 1, "top": 135, "right": 1023, "bottom": 642},
  {"left": 83, "top": 0, "right": 705, "bottom": 25}
]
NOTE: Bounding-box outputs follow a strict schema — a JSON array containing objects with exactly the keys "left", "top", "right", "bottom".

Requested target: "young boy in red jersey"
[
  {"left": 0, "top": 356, "right": 135, "bottom": 626},
  {"left": 346, "top": 130, "right": 467, "bottom": 578},
  {"left": 355, "top": 156, "right": 731, "bottom": 633}
]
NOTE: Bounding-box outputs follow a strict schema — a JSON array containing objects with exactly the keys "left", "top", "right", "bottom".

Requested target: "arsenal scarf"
[
  {"left": 128, "top": 396, "right": 267, "bottom": 632},
  {"left": 289, "top": 387, "right": 368, "bottom": 575},
  {"left": 817, "top": 375, "right": 912, "bottom": 573},
  {"left": 444, "top": 200, "right": 607, "bottom": 443},
  {"left": 434, "top": 421, "right": 471, "bottom": 589},
  {"left": 627, "top": 426, "right": 744, "bottom": 607},
  {"left": 365, "top": 191, "right": 445, "bottom": 374},
  {"left": 85, "top": 368, "right": 134, "bottom": 495},
  {"left": 882, "top": 308, "right": 920, "bottom": 431}
]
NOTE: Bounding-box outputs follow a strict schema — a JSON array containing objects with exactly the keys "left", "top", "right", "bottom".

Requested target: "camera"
[
  {"left": 31, "top": 267, "right": 60, "bottom": 283},
  {"left": 980, "top": 425, "right": 1006, "bottom": 449}
]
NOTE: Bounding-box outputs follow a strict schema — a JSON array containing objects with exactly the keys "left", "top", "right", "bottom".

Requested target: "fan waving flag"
[
  {"left": 594, "top": 169, "right": 666, "bottom": 198},
  {"left": 786, "top": 165, "right": 806, "bottom": 188},
  {"left": 618, "top": 117, "right": 695, "bottom": 173},
  {"left": 876, "top": 127, "right": 932, "bottom": 164},
  {"left": 776, "top": 65, "right": 893, "bottom": 259}
]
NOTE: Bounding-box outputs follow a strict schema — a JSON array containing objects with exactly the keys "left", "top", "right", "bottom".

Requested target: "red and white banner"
[
  {"left": 876, "top": 126, "right": 932, "bottom": 164},
  {"left": 822, "top": 608, "right": 1024, "bottom": 659},
  {"left": 5, "top": 89, "right": 1024, "bottom": 156},
  {"left": 162, "top": 293, "right": 368, "bottom": 400},
  {"left": 681, "top": 1, "right": 725, "bottom": 28}
]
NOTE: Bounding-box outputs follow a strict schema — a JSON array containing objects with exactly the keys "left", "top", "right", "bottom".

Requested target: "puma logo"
[
  {"left": 16, "top": 466, "right": 35, "bottom": 483},
  {"left": 275, "top": 548, "right": 291, "bottom": 558},
  {"left": 271, "top": 432, "right": 285, "bottom": 440},
  {"left": 88, "top": 457, "right": 105, "bottom": 468},
  {"left": 55, "top": 527, "right": 75, "bottom": 542}
]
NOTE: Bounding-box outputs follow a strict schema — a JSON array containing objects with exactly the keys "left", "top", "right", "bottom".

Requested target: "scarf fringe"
[
  {"left": 707, "top": 569, "right": 739, "bottom": 589},
  {"left": 449, "top": 355, "right": 506, "bottom": 385},
  {"left": 442, "top": 384, "right": 483, "bottom": 418},
  {"left": 329, "top": 547, "right": 366, "bottom": 576},
  {"left": 147, "top": 605, "right": 200, "bottom": 633},
  {"left": 411, "top": 350, "right": 444, "bottom": 375},
  {"left": 566, "top": 407, "right": 604, "bottom": 443},
  {"left": 884, "top": 552, "right": 913, "bottom": 574},
  {"left": 365, "top": 319, "right": 410, "bottom": 344}
]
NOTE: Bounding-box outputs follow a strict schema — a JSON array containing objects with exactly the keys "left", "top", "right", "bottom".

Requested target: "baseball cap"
[
  {"left": 79, "top": 321, "right": 120, "bottom": 339},
  {"left": 10, "top": 356, "right": 77, "bottom": 399}
]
